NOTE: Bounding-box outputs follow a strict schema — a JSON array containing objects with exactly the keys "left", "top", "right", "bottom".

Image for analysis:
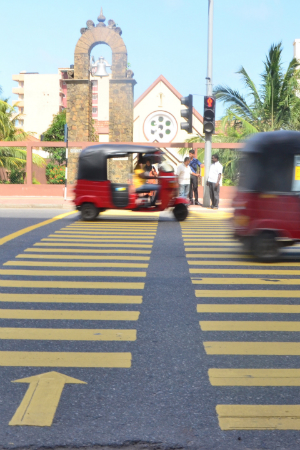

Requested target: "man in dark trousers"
[
  {"left": 207, "top": 154, "right": 223, "bottom": 209},
  {"left": 189, "top": 150, "right": 202, "bottom": 205}
]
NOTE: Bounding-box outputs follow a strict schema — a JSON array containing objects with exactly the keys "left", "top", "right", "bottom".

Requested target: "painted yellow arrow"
[{"left": 9, "top": 371, "right": 86, "bottom": 426}]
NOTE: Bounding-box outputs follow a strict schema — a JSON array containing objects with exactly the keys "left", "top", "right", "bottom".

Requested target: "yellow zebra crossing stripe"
[
  {"left": 17, "top": 254, "right": 150, "bottom": 260},
  {"left": 200, "top": 321, "right": 300, "bottom": 331},
  {"left": 0, "top": 310, "right": 140, "bottom": 320},
  {"left": 204, "top": 342, "right": 300, "bottom": 355},
  {"left": 216, "top": 405, "right": 300, "bottom": 430},
  {"left": 209, "top": 369, "right": 300, "bottom": 386},
  {"left": 0, "top": 269, "right": 146, "bottom": 277},
  {"left": 5, "top": 261, "right": 149, "bottom": 268},
  {"left": 0, "top": 293, "right": 143, "bottom": 304},
  {"left": 191, "top": 268, "right": 300, "bottom": 275},
  {"left": 0, "top": 328, "right": 136, "bottom": 341},
  {"left": 0, "top": 281, "right": 144, "bottom": 289},
  {"left": 0, "top": 351, "right": 132, "bottom": 367},
  {"left": 193, "top": 278, "right": 300, "bottom": 285},
  {"left": 196, "top": 290, "right": 300, "bottom": 297},
  {"left": 24, "top": 248, "right": 152, "bottom": 254},
  {"left": 34, "top": 242, "right": 153, "bottom": 248},
  {"left": 197, "top": 304, "right": 300, "bottom": 313}
]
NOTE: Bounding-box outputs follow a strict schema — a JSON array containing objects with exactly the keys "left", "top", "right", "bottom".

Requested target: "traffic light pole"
[{"left": 203, "top": 0, "right": 214, "bottom": 207}]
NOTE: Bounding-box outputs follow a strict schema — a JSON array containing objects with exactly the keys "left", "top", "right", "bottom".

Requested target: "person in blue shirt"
[{"left": 189, "top": 150, "right": 202, "bottom": 205}]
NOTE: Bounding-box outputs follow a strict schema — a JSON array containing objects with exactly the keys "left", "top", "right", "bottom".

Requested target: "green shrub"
[
  {"left": 9, "top": 168, "right": 25, "bottom": 184},
  {"left": 46, "top": 163, "right": 65, "bottom": 184}
]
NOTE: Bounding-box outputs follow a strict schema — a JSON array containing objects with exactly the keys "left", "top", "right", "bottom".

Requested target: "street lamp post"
[{"left": 203, "top": 0, "right": 214, "bottom": 207}]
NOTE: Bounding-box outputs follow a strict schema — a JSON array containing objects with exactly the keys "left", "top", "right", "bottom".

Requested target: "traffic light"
[
  {"left": 203, "top": 96, "right": 216, "bottom": 134},
  {"left": 180, "top": 94, "right": 193, "bottom": 134}
]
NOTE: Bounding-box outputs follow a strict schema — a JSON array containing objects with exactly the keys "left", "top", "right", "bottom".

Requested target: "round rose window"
[{"left": 144, "top": 112, "right": 177, "bottom": 142}]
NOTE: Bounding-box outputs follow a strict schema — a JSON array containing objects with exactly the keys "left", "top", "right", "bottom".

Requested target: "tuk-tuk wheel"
[
  {"left": 81, "top": 203, "right": 99, "bottom": 221},
  {"left": 252, "top": 231, "right": 279, "bottom": 262},
  {"left": 173, "top": 204, "right": 188, "bottom": 221}
]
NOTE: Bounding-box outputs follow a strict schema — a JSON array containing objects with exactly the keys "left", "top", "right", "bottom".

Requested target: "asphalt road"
[{"left": 1, "top": 208, "right": 300, "bottom": 450}]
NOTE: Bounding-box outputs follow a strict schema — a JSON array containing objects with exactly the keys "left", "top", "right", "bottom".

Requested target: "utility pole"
[{"left": 203, "top": 0, "right": 214, "bottom": 207}]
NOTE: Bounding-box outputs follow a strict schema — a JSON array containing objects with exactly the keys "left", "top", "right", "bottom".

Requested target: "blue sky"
[{"left": 1, "top": 0, "right": 300, "bottom": 119}]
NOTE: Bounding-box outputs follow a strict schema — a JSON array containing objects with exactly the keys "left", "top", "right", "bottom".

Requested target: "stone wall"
[
  {"left": 109, "top": 79, "right": 136, "bottom": 142},
  {"left": 66, "top": 80, "right": 92, "bottom": 142}
]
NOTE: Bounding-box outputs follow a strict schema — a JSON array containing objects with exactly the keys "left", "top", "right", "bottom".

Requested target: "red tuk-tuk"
[
  {"left": 74, "top": 144, "right": 189, "bottom": 221},
  {"left": 233, "top": 131, "right": 300, "bottom": 261}
]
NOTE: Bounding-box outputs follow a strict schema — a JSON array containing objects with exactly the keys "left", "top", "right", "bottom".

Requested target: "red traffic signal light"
[
  {"left": 205, "top": 97, "right": 215, "bottom": 109},
  {"left": 203, "top": 96, "right": 216, "bottom": 134}
]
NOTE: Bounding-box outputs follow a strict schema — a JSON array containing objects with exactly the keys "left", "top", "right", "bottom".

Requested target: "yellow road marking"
[
  {"left": 0, "top": 281, "right": 144, "bottom": 289},
  {"left": 209, "top": 369, "right": 300, "bottom": 386},
  {"left": 184, "top": 239, "right": 235, "bottom": 242},
  {"left": 182, "top": 232, "right": 232, "bottom": 234},
  {"left": 185, "top": 243, "right": 240, "bottom": 247},
  {"left": 17, "top": 254, "right": 151, "bottom": 260},
  {"left": 0, "top": 211, "right": 77, "bottom": 247},
  {"left": 0, "top": 269, "right": 146, "bottom": 277},
  {"left": 200, "top": 321, "right": 300, "bottom": 331},
  {"left": 0, "top": 351, "right": 132, "bottom": 367},
  {"left": 56, "top": 231, "right": 157, "bottom": 236},
  {"left": 5, "top": 261, "right": 149, "bottom": 268},
  {"left": 187, "top": 254, "right": 250, "bottom": 259},
  {"left": 204, "top": 342, "right": 300, "bottom": 355},
  {"left": 189, "top": 260, "right": 300, "bottom": 266},
  {"left": 196, "top": 290, "right": 300, "bottom": 297},
  {"left": 192, "top": 278, "right": 300, "bottom": 285},
  {"left": 186, "top": 248, "right": 242, "bottom": 252},
  {"left": 216, "top": 405, "right": 300, "bottom": 430},
  {"left": 66, "top": 225, "right": 157, "bottom": 229},
  {"left": 0, "top": 327, "right": 136, "bottom": 341},
  {"left": 43, "top": 238, "right": 154, "bottom": 243},
  {"left": 0, "top": 293, "right": 143, "bottom": 303},
  {"left": 191, "top": 268, "right": 300, "bottom": 275},
  {"left": 34, "top": 243, "right": 152, "bottom": 248},
  {"left": 9, "top": 371, "right": 86, "bottom": 427},
  {"left": 197, "top": 304, "right": 300, "bottom": 313},
  {"left": 0, "top": 309, "right": 140, "bottom": 320},
  {"left": 24, "top": 248, "right": 151, "bottom": 254}
]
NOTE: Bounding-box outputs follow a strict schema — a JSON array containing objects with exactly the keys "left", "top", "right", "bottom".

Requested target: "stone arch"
[
  {"left": 66, "top": 9, "right": 136, "bottom": 173},
  {"left": 74, "top": 26, "right": 127, "bottom": 80}
]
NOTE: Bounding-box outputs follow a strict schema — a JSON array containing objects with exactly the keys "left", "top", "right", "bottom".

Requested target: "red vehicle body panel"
[
  {"left": 233, "top": 190, "right": 300, "bottom": 241},
  {"left": 74, "top": 171, "right": 188, "bottom": 213}
]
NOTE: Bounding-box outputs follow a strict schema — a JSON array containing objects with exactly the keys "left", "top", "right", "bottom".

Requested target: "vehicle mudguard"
[{"left": 173, "top": 197, "right": 190, "bottom": 206}]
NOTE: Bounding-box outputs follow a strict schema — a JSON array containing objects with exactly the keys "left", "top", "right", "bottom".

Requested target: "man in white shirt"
[
  {"left": 207, "top": 154, "right": 223, "bottom": 209},
  {"left": 177, "top": 157, "right": 199, "bottom": 199}
]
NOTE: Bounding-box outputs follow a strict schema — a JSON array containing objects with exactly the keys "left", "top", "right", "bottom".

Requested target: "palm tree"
[
  {"left": 0, "top": 98, "right": 44, "bottom": 177},
  {"left": 214, "top": 42, "right": 300, "bottom": 135}
]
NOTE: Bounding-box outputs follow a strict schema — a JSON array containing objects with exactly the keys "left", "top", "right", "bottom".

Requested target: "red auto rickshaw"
[
  {"left": 233, "top": 131, "right": 300, "bottom": 261},
  {"left": 74, "top": 144, "right": 189, "bottom": 221}
]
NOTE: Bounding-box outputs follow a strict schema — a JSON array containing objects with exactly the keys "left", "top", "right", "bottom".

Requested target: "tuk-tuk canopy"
[
  {"left": 239, "top": 131, "right": 300, "bottom": 193},
  {"left": 77, "top": 144, "right": 163, "bottom": 182}
]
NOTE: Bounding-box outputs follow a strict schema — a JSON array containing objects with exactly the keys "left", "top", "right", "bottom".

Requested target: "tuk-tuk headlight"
[{"left": 234, "top": 215, "right": 249, "bottom": 227}]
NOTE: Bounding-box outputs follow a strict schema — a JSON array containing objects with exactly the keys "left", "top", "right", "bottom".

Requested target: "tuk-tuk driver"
[{"left": 133, "top": 156, "right": 158, "bottom": 189}]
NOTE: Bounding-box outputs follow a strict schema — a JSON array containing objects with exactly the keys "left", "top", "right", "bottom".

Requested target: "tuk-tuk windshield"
[{"left": 239, "top": 151, "right": 294, "bottom": 193}]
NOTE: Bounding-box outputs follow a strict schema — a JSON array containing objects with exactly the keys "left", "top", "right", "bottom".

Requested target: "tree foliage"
[
  {"left": 0, "top": 93, "right": 44, "bottom": 173},
  {"left": 42, "top": 109, "right": 66, "bottom": 165},
  {"left": 214, "top": 42, "right": 300, "bottom": 136}
]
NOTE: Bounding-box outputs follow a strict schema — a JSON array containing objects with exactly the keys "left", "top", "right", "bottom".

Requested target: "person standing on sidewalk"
[
  {"left": 189, "top": 150, "right": 202, "bottom": 205},
  {"left": 177, "top": 157, "right": 199, "bottom": 198},
  {"left": 207, "top": 154, "right": 223, "bottom": 209}
]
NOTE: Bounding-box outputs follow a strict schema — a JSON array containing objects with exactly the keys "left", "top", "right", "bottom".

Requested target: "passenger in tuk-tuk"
[{"left": 133, "top": 155, "right": 159, "bottom": 204}]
